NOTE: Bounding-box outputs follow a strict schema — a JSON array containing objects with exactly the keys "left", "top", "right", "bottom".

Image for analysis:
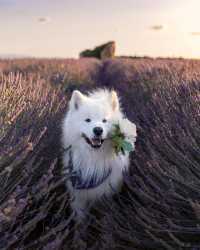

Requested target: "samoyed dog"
[{"left": 62, "top": 89, "right": 137, "bottom": 218}]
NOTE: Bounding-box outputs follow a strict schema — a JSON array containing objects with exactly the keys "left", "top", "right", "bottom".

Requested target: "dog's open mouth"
[{"left": 82, "top": 133, "right": 104, "bottom": 148}]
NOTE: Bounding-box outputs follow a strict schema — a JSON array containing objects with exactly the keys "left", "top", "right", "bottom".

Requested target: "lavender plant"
[{"left": 0, "top": 58, "right": 199, "bottom": 250}]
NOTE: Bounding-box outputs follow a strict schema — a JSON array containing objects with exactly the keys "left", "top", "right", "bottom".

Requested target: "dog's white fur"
[{"left": 62, "top": 89, "right": 136, "bottom": 217}]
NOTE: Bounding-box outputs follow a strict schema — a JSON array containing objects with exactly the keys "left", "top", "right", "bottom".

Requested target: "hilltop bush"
[{"left": 80, "top": 41, "right": 115, "bottom": 59}]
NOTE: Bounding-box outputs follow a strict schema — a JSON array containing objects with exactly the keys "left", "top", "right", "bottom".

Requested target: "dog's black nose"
[{"left": 93, "top": 127, "right": 103, "bottom": 136}]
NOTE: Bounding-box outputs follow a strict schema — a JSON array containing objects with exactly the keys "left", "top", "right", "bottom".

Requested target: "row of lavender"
[{"left": 0, "top": 58, "right": 199, "bottom": 249}]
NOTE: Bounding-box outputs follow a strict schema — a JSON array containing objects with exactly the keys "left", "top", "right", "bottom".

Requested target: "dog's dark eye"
[
  {"left": 102, "top": 119, "right": 107, "bottom": 123},
  {"left": 85, "top": 118, "right": 91, "bottom": 122}
]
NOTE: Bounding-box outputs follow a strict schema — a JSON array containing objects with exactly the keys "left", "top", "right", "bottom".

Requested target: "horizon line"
[{"left": 1, "top": 54, "right": 200, "bottom": 60}]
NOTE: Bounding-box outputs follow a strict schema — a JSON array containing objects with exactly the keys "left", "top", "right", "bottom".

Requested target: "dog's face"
[{"left": 68, "top": 90, "right": 122, "bottom": 149}]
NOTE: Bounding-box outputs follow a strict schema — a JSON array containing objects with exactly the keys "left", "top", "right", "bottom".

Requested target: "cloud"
[
  {"left": 150, "top": 25, "right": 165, "bottom": 31},
  {"left": 37, "top": 17, "right": 51, "bottom": 23},
  {"left": 190, "top": 32, "right": 200, "bottom": 36}
]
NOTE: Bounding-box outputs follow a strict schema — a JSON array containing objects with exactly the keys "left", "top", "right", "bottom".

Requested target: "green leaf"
[
  {"left": 110, "top": 123, "right": 133, "bottom": 155},
  {"left": 121, "top": 140, "right": 133, "bottom": 153}
]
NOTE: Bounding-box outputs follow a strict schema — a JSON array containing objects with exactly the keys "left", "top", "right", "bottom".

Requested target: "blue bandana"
[
  {"left": 71, "top": 167, "right": 112, "bottom": 190},
  {"left": 67, "top": 148, "right": 112, "bottom": 190}
]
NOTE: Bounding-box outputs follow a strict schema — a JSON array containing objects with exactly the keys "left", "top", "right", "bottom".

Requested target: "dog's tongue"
[{"left": 91, "top": 138, "right": 102, "bottom": 146}]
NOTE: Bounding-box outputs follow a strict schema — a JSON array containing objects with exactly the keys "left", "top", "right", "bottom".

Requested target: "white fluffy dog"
[{"left": 62, "top": 89, "right": 136, "bottom": 218}]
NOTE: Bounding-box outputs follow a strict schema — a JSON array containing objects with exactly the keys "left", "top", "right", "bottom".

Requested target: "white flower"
[{"left": 119, "top": 118, "right": 137, "bottom": 143}]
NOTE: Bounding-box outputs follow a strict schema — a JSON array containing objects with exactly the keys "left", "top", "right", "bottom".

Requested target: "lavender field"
[{"left": 0, "top": 58, "right": 200, "bottom": 250}]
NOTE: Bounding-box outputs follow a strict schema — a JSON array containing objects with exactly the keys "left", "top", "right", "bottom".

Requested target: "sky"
[{"left": 1, "top": 0, "right": 200, "bottom": 58}]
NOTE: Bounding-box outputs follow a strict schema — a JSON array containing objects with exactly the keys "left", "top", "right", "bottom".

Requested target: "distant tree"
[{"left": 80, "top": 41, "right": 115, "bottom": 59}]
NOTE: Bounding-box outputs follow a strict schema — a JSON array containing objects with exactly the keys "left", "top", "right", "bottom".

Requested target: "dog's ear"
[
  {"left": 110, "top": 90, "right": 119, "bottom": 111},
  {"left": 70, "top": 90, "right": 86, "bottom": 110}
]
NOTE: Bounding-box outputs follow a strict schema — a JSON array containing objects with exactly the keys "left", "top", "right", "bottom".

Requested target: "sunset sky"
[{"left": 1, "top": 0, "right": 200, "bottom": 58}]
